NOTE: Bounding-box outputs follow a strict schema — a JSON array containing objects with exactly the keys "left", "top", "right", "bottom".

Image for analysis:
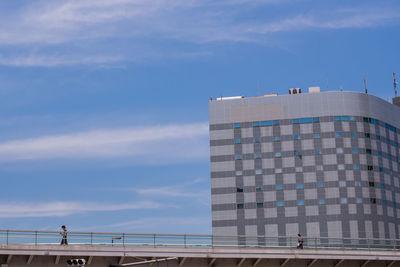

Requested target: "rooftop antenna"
[
  {"left": 364, "top": 77, "right": 368, "bottom": 94},
  {"left": 340, "top": 85, "right": 343, "bottom": 92},
  {"left": 326, "top": 76, "right": 328, "bottom": 91},
  {"left": 257, "top": 80, "right": 260, "bottom": 96},
  {"left": 393, "top": 72, "right": 398, "bottom": 97}
]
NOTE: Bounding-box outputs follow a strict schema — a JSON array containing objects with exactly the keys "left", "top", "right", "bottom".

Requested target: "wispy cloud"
[
  {"left": 0, "top": 123, "right": 209, "bottom": 163},
  {"left": 0, "top": 1, "right": 398, "bottom": 66},
  {"left": 82, "top": 217, "right": 211, "bottom": 233},
  {"left": 0, "top": 54, "right": 123, "bottom": 67},
  {"left": 0, "top": 201, "right": 161, "bottom": 218},
  {"left": 0, "top": 1, "right": 396, "bottom": 44}
]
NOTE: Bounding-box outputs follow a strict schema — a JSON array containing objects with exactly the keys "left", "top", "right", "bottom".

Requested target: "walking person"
[
  {"left": 60, "top": 225, "right": 68, "bottom": 245},
  {"left": 296, "top": 233, "right": 303, "bottom": 249}
]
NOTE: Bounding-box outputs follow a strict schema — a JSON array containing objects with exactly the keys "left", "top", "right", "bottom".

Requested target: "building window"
[
  {"left": 367, "top": 165, "right": 373, "bottom": 171},
  {"left": 296, "top": 184, "right": 304, "bottom": 189},
  {"left": 387, "top": 138, "right": 391, "bottom": 144},
  {"left": 353, "top": 165, "right": 360, "bottom": 170},
  {"left": 261, "top": 120, "right": 272, "bottom": 126},
  {"left": 275, "top": 152, "right": 281, "bottom": 157},
  {"left": 234, "top": 139, "right": 241, "bottom": 144},
  {"left": 388, "top": 154, "right": 392, "bottom": 160},
  {"left": 385, "top": 123, "right": 397, "bottom": 132},
  {"left": 298, "top": 200, "right": 305, "bottom": 206},
  {"left": 335, "top": 132, "right": 342, "bottom": 137},
  {"left": 355, "top": 181, "right": 361, "bottom": 186},
  {"left": 351, "top": 132, "right": 357, "bottom": 137},
  {"left": 235, "top": 155, "right": 242, "bottom": 160},
  {"left": 352, "top": 148, "right": 359, "bottom": 153},
  {"left": 253, "top": 121, "right": 260, "bottom": 127},
  {"left": 366, "top": 149, "right": 372, "bottom": 155},
  {"left": 254, "top": 137, "right": 260, "bottom": 143},
  {"left": 382, "top": 200, "right": 387, "bottom": 205},
  {"left": 379, "top": 167, "right": 383, "bottom": 172},
  {"left": 257, "top": 202, "right": 264, "bottom": 208},
  {"left": 340, "top": 198, "right": 347, "bottom": 204},
  {"left": 234, "top": 123, "right": 241, "bottom": 128},
  {"left": 380, "top": 183, "right": 385, "bottom": 189},
  {"left": 338, "top": 164, "right": 345, "bottom": 170},
  {"left": 334, "top": 116, "right": 341, "bottom": 121},
  {"left": 370, "top": 198, "right": 376, "bottom": 204},
  {"left": 235, "top": 171, "right": 243, "bottom": 176},
  {"left": 254, "top": 154, "right": 261, "bottom": 159},
  {"left": 395, "top": 142, "right": 399, "bottom": 147},
  {"left": 295, "top": 167, "right": 303, "bottom": 172},
  {"left": 350, "top": 116, "right": 355, "bottom": 121},
  {"left": 295, "top": 150, "right": 302, "bottom": 156},
  {"left": 317, "top": 182, "right": 324, "bottom": 188},
  {"left": 314, "top": 133, "right": 321, "bottom": 138},
  {"left": 337, "top": 148, "right": 343, "bottom": 153},
  {"left": 276, "top": 185, "right": 283, "bottom": 190},
  {"left": 318, "top": 200, "right": 326, "bottom": 205},
  {"left": 339, "top": 181, "right": 346, "bottom": 187},
  {"left": 275, "top": 169, "right": 282, "bottom": 174},
  {"left": 393, "top": 203, "right": 397, "bottom": 208},
  {"left": 255, "top": 169, "right": 262, "bottom": 175},
  {"left": 378, "top": 151, "right": 382, "bottom": 156},
  {"left": 364, "top": 133, "right": 370, "bottom": 138},
  {"left": 256, "top": 186, "right": 263, "bottom": 191},
  {"left": 237, "top": 187, "right": 244, "bottom": 192},
  {"left": 277, "top": 202, "right": 284, "bottom": 207},
  {"left": 357, "top": 198, "right": 363, "bottom": 203},
  {"left": 294, "top": 135, "right": 300, "bottom": 140},
  {"left": 274, "top": 136, "right": 281, "bottom": 141},
  {"left": 376, "top": 135, "right": 381, "bottom": 140},
  {"left": 237, "top": 204, "right": 244, "bottom": 209},
  {"left": 315, "top": 150, "right": 322, "bottom": 155},
  {"left": 313, "top": 117, "right": 320, "bottom": 123},
  {"left": 273, "top": 120, "right": 280, "bottom": 126},
  {"left": 369, "top": 182, "right": 375, "bottom": 187}
]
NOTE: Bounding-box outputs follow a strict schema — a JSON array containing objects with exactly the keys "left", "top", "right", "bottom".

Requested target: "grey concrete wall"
[{"left": 209, "top": 91, "right": 400, "bottom": 240}]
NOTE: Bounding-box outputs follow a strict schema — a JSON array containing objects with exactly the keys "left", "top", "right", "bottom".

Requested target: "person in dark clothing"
[
  {"left": 60, "top": 225, "right": 68, "bottom": 245},
  {"left": 296, "top": 233, "right": 303, "bottom": 249}
]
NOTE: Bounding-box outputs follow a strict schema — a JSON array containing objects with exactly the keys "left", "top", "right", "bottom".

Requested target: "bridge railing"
[{"left": 0, "top": 229, "right": 399, "bottom": 250}]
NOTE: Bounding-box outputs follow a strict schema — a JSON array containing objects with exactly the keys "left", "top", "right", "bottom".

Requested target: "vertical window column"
[{"left": 234, "top": 122, "right": 245, "bottom": 237}]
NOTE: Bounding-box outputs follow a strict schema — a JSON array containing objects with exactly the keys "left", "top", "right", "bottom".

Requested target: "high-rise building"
[{"left": 209, "top": 89, "right": 400, "bottom": 240}]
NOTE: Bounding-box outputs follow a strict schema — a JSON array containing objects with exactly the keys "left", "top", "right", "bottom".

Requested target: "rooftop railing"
[{"left": 0, "top": 229, "right": 400, "bottom": 251}]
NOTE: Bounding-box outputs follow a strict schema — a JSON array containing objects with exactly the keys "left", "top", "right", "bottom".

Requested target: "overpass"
[{"left": 1, "top": 230, "right": 400, "bottom": 267}]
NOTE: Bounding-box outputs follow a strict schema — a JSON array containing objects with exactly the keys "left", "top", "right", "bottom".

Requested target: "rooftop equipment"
[{"left": 289, "top": 88, "right": 301, "bottom": 94}]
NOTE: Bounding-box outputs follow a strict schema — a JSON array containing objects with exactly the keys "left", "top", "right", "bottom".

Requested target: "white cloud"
[
  {"left": 0, "top": 1, "right": 398, "bottom": 66},
  {"left": 0, "top": 123, "right": 209, "bottom": 163},
  {"left": 88, "top": 217, "right": 211, "bottom": 232},
  {"left": 0, "top": 54, "right": 122, "bottom": 67},
  {"left": 0, "top": 201, "right": 161, "bottom": 218},
  {"left": 0, "top": 1, "right": 395, "bottom": 45}
]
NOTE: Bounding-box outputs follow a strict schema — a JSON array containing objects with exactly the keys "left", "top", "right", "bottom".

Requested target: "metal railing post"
[
  {"left": 123, "top": 233, "right": 125, "bottom": 247},
  {"left": 184, "top": 234, "right": 186, "bottom": 248},
  {"left": 91, "top": 232, "right": 93, "bottom": 246},
  {"left": 153, "top": 234, "right": 156, "bottom": 248},
  {"left": 35, "top": 231, "right": 38, "bottom": 245},
  {"left": 6, "top": 230, "right": 8, "bottom": 245}
]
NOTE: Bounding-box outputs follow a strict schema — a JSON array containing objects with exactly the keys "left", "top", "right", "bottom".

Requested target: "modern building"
[{"left": 209, "top": 88, "right": 400, "bottom": 241}]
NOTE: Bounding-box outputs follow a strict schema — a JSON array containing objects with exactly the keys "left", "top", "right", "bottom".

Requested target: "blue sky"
[{"left": 0, "top": 0, "right": 399, "bottom": 234}]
